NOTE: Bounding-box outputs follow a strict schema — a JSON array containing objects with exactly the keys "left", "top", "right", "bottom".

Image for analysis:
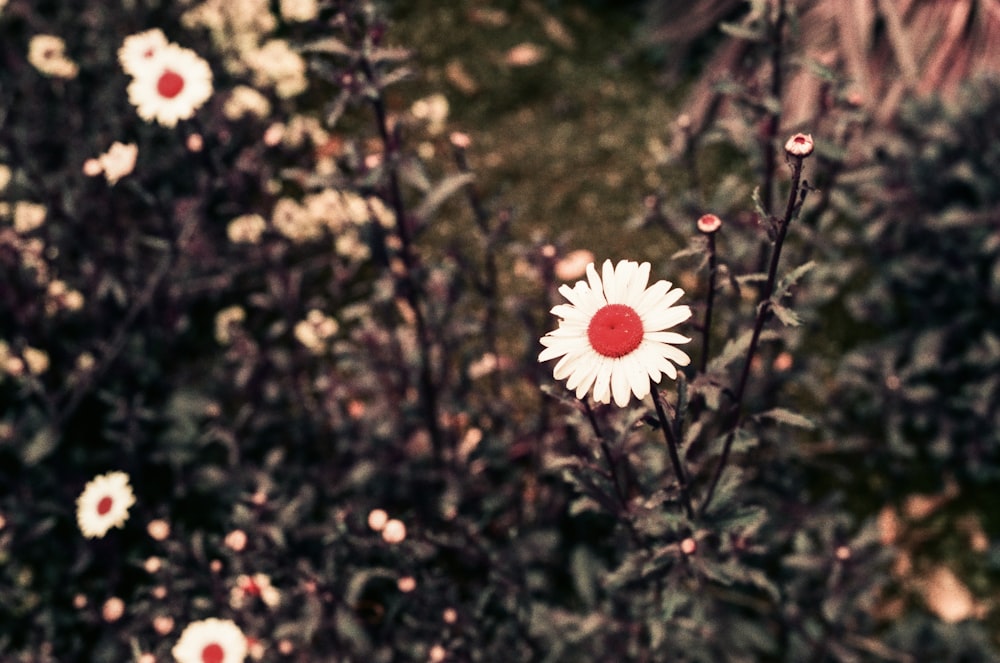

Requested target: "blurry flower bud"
[
  {"left": 696, "top": 213, "right": 722, "bottom": 234},
  {"left": 147, "top": 519, "right": 170, "bottom": 541},
  {"left": 382, "top": 518, "right": 406, "bottom": 544},
  {"left": 680, "top": 537, "right": 697, "bottom": 555},
  {"left": 784, "top": 133, "right": 814, "bottom": 158},
  {"left": 397, "top": 576, "right": 416, "bottom": 592},
  {"left": 367, "top": 509, "right": 389, "bottom": 531},
  {"left": 225, "top": 529, "right": 248, "bottom": 551},
  {"left": 102, "top": 596, "right": 124, "bottom": 622}
]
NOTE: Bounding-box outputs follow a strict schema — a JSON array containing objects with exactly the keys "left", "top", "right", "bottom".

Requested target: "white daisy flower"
[
  {"left": 539, "top": 259, "right": 692, "bottom": 407},
  {"left": 118, "top": 28, "right": 169, "bottom": 76},
  {"left": 172, "top": 618, "right": 248, "bottom": 663},
  {"left": 76, "top": 471, "right": 136, "bottom": 538},
  {"left": 127, "top": 43, "right": 213, "bottom": 128}
]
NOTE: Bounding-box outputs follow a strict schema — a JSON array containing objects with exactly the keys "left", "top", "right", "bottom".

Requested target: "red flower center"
[
  {"left": 242, "top": 577, "right": 261, "bottom": 596},
  {"left": 96, "top": 496, "right": 113, "bottom": 516},
  {"left": 201, "top": 643, "right": 224, "bottom": 663},
  {"left": 793, "top": 135, "right": 806, "bottom": 144},
  {"left": 157, "top": 70, "right": 185, "bottom": 99},
  {"left": 587, "top": 304, "right": 644, "bottom": 358}
]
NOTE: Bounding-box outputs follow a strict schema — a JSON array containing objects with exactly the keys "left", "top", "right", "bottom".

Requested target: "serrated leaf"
[
  {"left": 770, "top": 301, "right": 802, "bottom": 326},
  {"left": 708, "top": 329, "right": 781, "bottom": 372},
  {"left": 413, "top": 172, "right": 475, "bottom": 221},
  {"left": 757, "top": 408, "right": 815, "bottom": 429},
  {"left": 773, "top": 260, "right": 816, "bottom": 300}
]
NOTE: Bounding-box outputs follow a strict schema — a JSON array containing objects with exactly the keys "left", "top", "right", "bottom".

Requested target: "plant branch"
[
  {"left": 699, "top": 154, "right": 805, "bottom": 517},
  {"left": 651, "top": 381, "right": 694, "bottom": 519}
]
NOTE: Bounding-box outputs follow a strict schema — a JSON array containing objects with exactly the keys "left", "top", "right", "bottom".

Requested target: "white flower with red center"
[
  {"left": 127, "top": 43, "right": 213, "bottom": 128},
  {"left": 118, "top": 28, "right": 169, "bottom": 76},
  {"left": 76, "top": 471, "right": 136, "bottom": 538},
  {"left": 230, "top": 573, "right": 280, "bottom": 609},
  {"left": 172, "top": 618, "right": 248, "bottom": 663},
  {"left": 539, "top": 259, "right": 692, "bottom": 407}
]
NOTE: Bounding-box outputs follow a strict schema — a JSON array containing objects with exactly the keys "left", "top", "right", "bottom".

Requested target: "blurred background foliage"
[{"left": 1, "top": 0, "right": 1000, "bottom": 661}]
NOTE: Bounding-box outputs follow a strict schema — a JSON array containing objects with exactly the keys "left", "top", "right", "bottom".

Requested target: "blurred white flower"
[
  {"left": 280, "top": 0, "right": 318, "bottom": 22},
  {"left": 102, "top": 596, "right": 125, "bottom": 623},
  {"left": 223, "top": 85, "right": 272, "bottom": 120},
  {"left": 554, "top": 249, "right": 594, "bottom": 282},
  {"left": 293, "top": 309, "right": 339, "bottom": 354},
  {"left": 147, "top": 518, "right": 170, "bottom": 541},
  {"left": 13, "top": 201, "right": 46, "bottom": 233},
  {"left": 96, "top": 142, "right": 138, "bottom": 185},
  {"left": 224, "top": 528, "right": 248, "bottom": 552},
  {"left": 227, "top": 214, "right": 267, "bottom": 244},
  {"left": 0, "top": 164, "right": 11, "bottom": 192},
  {"left": 76, "top": 472, "right": 136, "bottom": 538},
  {"left": 367, "top": 508, "right": 389, "bottom": 531},
  {"left": 22, "top": 346, "right": 49, "bottom": 375},
  {"left": 410, "top": 94, "right": 450, "bottom": 135},
  {"left": 172, "top": 618, "right": 248, "bottom": 663},
  {"left": 382, "top": 518, "right": 407, "bottom": 544},
  {"left": 117, "top": 28, "right": 169, "bottom": 76},
  {"left": 272, "top": 197, "right": 322, "bottom": 242},
  {"left": 245, "top": 40, "right": 307, "bottom": 98},
  {"left": 28, "top": 35, "right": 78, "bottom": 79},
  {"left": 127, "top": 43, "right": 213, "bottom": 127},
  {"left": 214, "top": 306, "right": 246, "bottom": 345}
]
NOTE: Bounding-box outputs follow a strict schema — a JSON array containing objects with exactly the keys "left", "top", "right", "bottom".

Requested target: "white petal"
[
  {"left": 625, "top": 262, "right": 651, "bottom": 307},
  {"left": 643, "top": 331, "right": 692, "bottom": 345},
  {"left": 611, "top": 358, "right": 632, "bottom": 407},
  {"left": 634, "top": 280, "right": 672, "bottom": 315},
  {"left": 592, "top": 357, "right": 613, "bottom": 404},
  {"left": 622, "top": 351, "right": 651, "bottom": 402},
  {"left": 642, "top": 305, "right": 692, "bottom": 332},
  {"left": 587, "top": 263, "right": 607, "bottom": 307}
]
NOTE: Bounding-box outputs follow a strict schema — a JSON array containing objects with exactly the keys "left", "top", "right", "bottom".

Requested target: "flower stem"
[
  {"left": 699, "top": 231, "right": 718, "bottom": 374},
  {"left": 651, "top": 381, "right": 694, "bottom": 519},
  {"left": 698, "top": 155, "right": 805, "bottom": 517}
]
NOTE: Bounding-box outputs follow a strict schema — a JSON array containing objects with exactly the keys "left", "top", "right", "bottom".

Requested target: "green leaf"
[
  {"left": 21, "top": 426, "right": 58, "bottom": 466},
  {"left": 718, "top": 21, "right": 767, "bottom": 42},
  {"left": 773, "top": 260, "right": 816, "bottom": 300},
  {"left": 757, "top": 408, "right": 815, "bottom": 429},
  {"left": 770, "top": 301, "right": 803, "bottom": 326},
  {"left": 708, "top": 329, "right": 781, "bottom": 372},
  {"left": 413, "top": 172, "right": 475, "bottom": 221}
]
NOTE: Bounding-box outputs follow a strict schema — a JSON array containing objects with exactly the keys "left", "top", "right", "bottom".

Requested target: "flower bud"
[
  {"left": 696, "top": 213, "right": 722, "bottom": 234},
  {"left": 784, "top": 133, "right": 814, "bottom": 158}
]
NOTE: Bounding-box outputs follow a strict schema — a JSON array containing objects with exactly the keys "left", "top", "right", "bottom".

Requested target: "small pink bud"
[
  {"left": 367, "top": 508, "right": 389, "bottom": 532},
  {"left": 397, "top": 576, "right": 417, "bottom": 592},
  {"left": 102, "top": 596, "right": 124, "bottom": 622},
  {"left": 696, "top": 213, "right": 722, "bottom": 234},
  {"left": 382, "top": 518, "right": 407, "bottom": 544},
  {"left": 82, "top": 158, "right": 103, "bottom": 177},
  {"left": 835, "top": 545, "right": 851, "bottom": 561},
  {"left": 784, "top": 133, "right": 814, "bottom": 158},
  {"left": 186, "top": 133, "right": 204, "bottom": 152},
  {"left": 147, "top": 519, "right": 170, "bottom": 541},
  {"left": 680, "top": 537, "right": 697, "bottom": 555},
  {"left": 144, "top": 556, "right": 162, "bottom": 573},
  {"left": 225, "top": 528, "right": 248, "bottom": 551},
  {"left": 443, "top": 607, "right": 458, "bottom": 624},
  {"left": 449, "top": 132, "right": 472, "bottom": 149},
  {"left": 153, "top": 615, "right": 174, "bottom": 635}
]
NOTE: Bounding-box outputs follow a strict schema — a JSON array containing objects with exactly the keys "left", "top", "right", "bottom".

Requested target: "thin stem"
[
  {"left": 698, "top": 156, "right": 805, "bottom": 517},
  {"left": 583, "top": 399, "right": 604, "bottom": 441},
  {"left": 650, "top": 381, "right": 694, "bottom": 519},
  {"left": 699, "top": 231, "right": 718, "bottom": 374},
  {"left": 756, "top": 0, "right": 787, "bottom": 274},
  {"left": 360, "top": 53, "right": 445, "bottom": 463}
]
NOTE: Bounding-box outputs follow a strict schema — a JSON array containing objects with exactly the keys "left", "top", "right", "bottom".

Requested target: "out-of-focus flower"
[
  {"left": 153, "top": 614, "right": 175, "bottom": 635},
  {"left": 22, "top": 346, "right": 49, "bottom": 375},
  {"left": 921, "top": 566, "right": 982, "bottom": 623},
  {"left": 186, "top": 133, "right": 204, "bottom": 152},
  {"left": 76, "top": 471, "right": 136, "bottom": 538},
  {"left": 227, "top": 214, "right": 267, "bottom": 244},
  {"left": 138, "top": 654, "right": 155, "bottom": 663},
  {"left": 0, "top": 164, "right": 11, "bottom": 192},
  {"left": 293, "top": 310, "right": 339, "bottom": 354},
  {"left": 367, "top": 509, "right": 389, "bottom": 531},
  {"left": 539, "top": 259, "right": 692, "bottom": 407},
  {"left": 248, "top": 637, "right": 266, "bottom": 660},
  {"left": 118, "top": 28, "right": 169, "bottom": 76},
  {"left": 172, "top": 618, "right": 248, "bottom": 663},
  {"left": 271, "top": 197, "right": 322, "bottom": 243},
  {"left": 784, "top": 132, "right": 814, "bottom": 158},
  {"left": 45, "top": 280, "right": 85, "bottom": 315},
  {"left": 263, "top": 122, "right": 285, "bottom": 146},
  {"left": 102, "top": 597, "right": 125, "bottom": 622},
  {"left": 147, "top": 519, "right": 171, "bottom": 541},
  {"left": 95, "top": 142, "right": 138, "bottom": 186},
  {"left": 82, "top": 159, "right": 103, "bottom": 177},
  {"left": 127, "top": 43, "right": 213, "bottom": 128},
  {"left": 397, "top": 576, "right": 416, "bottom": 593},
  {"left": 410, "top": 94, "right": 450, "bottom": 135},
  {"left": 214, "top": 306, "right": 246, "bottom": 345},
  {"left": 429, "top": 644, "right": 447, "bottom": 663},
  {"left": 280, "top": 0, "right": 318, "bottom": 22},
  {"left": 28, "top": 35, "right": 79, "bottom": 79},
  {"left": 13, "top": 202, "right": 46, "bottom": 233},
  {"left": 144, "top": 556, "right": 163, "bottom": 573},
  {"left": 223, "top": 85, "right": 272, "bottom": 121},
  {"left": 277, "top": 640, "right": 294, "bottom": 656},
  {"left": 382, "top": 518, "right": 406, "bottom": 544},
  {"left": 224, "top": 529, "right": 248, "bottom": 552},
  {"left": 554, "top": 249, "right": 594, "bottom": 282},
  {"left": 73, "top": 594, "right": 87, "bottom": 609},
  {"left": 245, "top": 40, "right": 308, "bottom": 98},
  {"left": 504, "top": 42, "right": 545, "bottom": 67},
  {"left": 230, "top": 573, "right": 280, "bottom": 609},
  {"left": 696, "top": 213, "right": 722, "bottom": 234},
  {"left": 443, "top": 608, "right": 458, "bottom": 624}
]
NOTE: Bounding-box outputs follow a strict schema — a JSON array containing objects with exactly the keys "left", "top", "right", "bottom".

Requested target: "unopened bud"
[
  {"left": 696, "top": 213, "right": 722, "bottom": 234},
  {"left": 784, "top": 133, "right": 814, "bottom": 158}
]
